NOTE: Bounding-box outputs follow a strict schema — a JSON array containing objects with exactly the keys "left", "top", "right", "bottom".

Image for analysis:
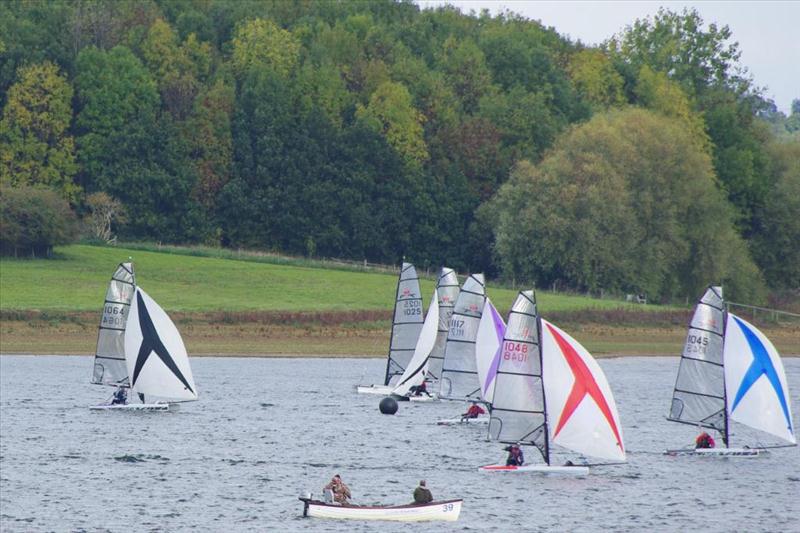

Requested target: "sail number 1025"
[
  {"left": 403, "top": 300, "right": 421, "bottom": 316},
  {"left": 503, "top": 342, "right": 528, "bottom": 362}
]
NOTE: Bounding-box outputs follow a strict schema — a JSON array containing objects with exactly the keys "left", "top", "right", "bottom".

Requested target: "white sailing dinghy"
[
  {"left": 299, "top": 497, "right": 462, "bottom": 522},
  {"left": 425, "top": 267, "right": 460, "bottom": 384},
  {"left": 391, "top": 290, "right": 440, "bottom": 402},
  {"left": 357, "top": 263, "right": 424, "bottom": 395},
  {"left": 438, "top": 298, "right": 507, "bottom": 426},
  {"left": 666, "top": 286, "right": 796, "bottom": 456},
  {"left": 480, "top": 291, "right": 625, "bottom": 474},
  {"left": 90, "top": 267, "right": 198, "bottom": 411},
  {"left": 437, "top": 274, "right": 490, "bottom": 424}
]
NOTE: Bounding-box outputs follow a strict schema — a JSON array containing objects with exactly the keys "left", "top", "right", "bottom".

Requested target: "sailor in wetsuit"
[{"left": 504, "top": 443, "right": 525, "bottom": 466}]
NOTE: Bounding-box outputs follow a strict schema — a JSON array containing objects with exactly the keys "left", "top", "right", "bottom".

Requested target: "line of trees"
[{"left": 0, "top": 1, "right": 797, "bottom": 301}]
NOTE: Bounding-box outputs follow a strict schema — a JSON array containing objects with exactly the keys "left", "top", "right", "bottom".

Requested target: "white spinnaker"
[
  {"left": 541, "top": 319, "right": 626, "bottom": 462},
  {"left": 92, "top": 262, "right": 136, "bottom": 386},
  {"left": 475, "top": 298, "right": 505, "bottom": 405},
  {"left": 392, "top": 290, "right": 439, "bottom": 396},
  {"left": 439, "top": 274, "right": 486, "bottom": 400},
  {"left": 427, "top": 268, "right": 459, "bottom": 380},
  {"left": 384, "top": 263, "right": 424, "bottom": 385},
  {"left": 723, "top": 313, "right": 796, "bottom": 444},
  {"left": 125, "top": 288, "right": 197, "bottom": 402}
]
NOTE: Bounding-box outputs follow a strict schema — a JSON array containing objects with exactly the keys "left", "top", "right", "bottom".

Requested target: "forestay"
[
  {"left": 125, "top": 288, "right": 197, "bottom": 402},
  {"left": 475, "top": 298, "right": 505, "bottom": 405},
  {"left": 541, "top": 319, "right": 625, "bottom": 462},
  {"left": 426, "top": 268, "right": 460, "bottom": 380},
  {"left": 392, "top": 290, "right": 440, "bottom": 397},
  {"left": 488, "top": 291, "right": 547, "bottom": 458},
  {"left": 439, "top": 274, "right": 486, "bottom": 400},
  {"left": 92, "top": 262, "right": 136, "bottom": 387},
  {"left": 668, "top": 286, "right": 727, "bottom": 438},
  {"left": 384, "top": 263, "right": 425, "bottom": 385},
  {"left": 724, "top": 313, "right": 796, "bottom": 444}
]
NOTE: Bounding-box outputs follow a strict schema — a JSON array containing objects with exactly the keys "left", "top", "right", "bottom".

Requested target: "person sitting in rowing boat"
[
  {"left": 461, "top": 401, "right": 485, "bottom": 421},
  {"left": 413, "top": 480, "right": 433, "bottom": 504},
  {"left": 504, "top": 443, "right": 524, "bottom": 466},
  {"left": 324, "top": 474, "right": 351, "bottom": 505},
  {"left": 409, "top": 380, "right": 432, "bottom": 397},
  {"left": 695, "top": 431, "right": 715, "bottom": 449},
  {"left": 111, "top": 387, "right": 127, "bottom": 405}
]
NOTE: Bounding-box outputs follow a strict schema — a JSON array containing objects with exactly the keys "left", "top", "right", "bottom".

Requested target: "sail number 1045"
[{"left": 503, "top": 342, "right": 528, "bottom": 362}]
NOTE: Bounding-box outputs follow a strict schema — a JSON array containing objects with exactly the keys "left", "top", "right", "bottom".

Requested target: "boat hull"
[
  {"left": 437, "top": 417, "right": 489, "bottom": 426},
  {"left": 664, "top": 447, "right": 762, "bottom": 457},
  {"left": 479, "top": 464, "right": 590, "bottom": 475},
  {"left": 300, "top": 498, "right": 461, "bottom": 522},
  {"left": 89, "top": 403, "right": 170, "bottom": 411},
  {"left": 356, "top": 385, "right": 394, "bottom": 395}
]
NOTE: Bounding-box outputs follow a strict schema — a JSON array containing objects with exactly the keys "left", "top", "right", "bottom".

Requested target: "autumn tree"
[
  {"left": 0, "top": 61, "right": 78, "bottom": 201},
  {"left": 231, "top": 18, "right": 300, "bottom": 77}
]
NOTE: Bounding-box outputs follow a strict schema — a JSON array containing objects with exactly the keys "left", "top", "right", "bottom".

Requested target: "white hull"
[
  {"left": 437, "top": 416, "right": 489, "bottom": 426},
  {"left": 479, "top": 463, "right": 590, "bottom": 475},
  {"left": 664, "top": 447, "right": 762, "bottom": 457},
  {"left": 89, "top": 403, "right": 170, "bottom": 411},
  {"left": 300, "top": 498, "right": 461, "bottom": 522},
  {"left": 356, "top": 385, "right": 394, "bottom": 395}
]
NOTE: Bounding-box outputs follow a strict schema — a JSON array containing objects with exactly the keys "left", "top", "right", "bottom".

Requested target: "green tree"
[
  {"left": 0, "top": 61, "right": 78, "bottom": 201},
  {"left": 231, "top": 18, "right": 300, "bottom": 77},
  {"left": 489, "top": 108, "right": 765, "bottom": 301},
  {"left": 567, "top": 49, "right": 625, "bottom": 110},
  {"left": 0, "top": 185, "right": 78, "bottom": 257}
]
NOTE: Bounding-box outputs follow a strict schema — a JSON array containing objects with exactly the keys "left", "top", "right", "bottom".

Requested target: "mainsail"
[
  {"left": 384, "top": 263, "right": 425, "bottom": 385},
  {"left": 723, "top": 313, "right": 795, "bottom": 444},
  {"left": 392, "top": 290, "right": 440, "bottom": 397},
  {"left": 668, "top": 286, "right": 727, "bottom": 440},
  {"left": 426, "top": 267, "right": 459, "bottom": 380},
  {"left": 125, "top": 288, "right": 197, "bottom": 402},
  {"left": 92, "top": 262, "right": 136, "bottom": 386},
  {"left": 488, "top": 291, "right": 548, "bottom": 460},
  {"left": 439, "top": 274, "right": 486, "bottom": 400},
  {"left": 475, "top": 298, "right": 506, "bottom": 406},
  {"left": 541, "top": 319, "right": 626, "bottom": 462}
]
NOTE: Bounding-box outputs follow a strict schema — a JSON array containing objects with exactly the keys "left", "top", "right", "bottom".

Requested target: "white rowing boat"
[{"left": 299, "top": 498, "right": 462, "bottom": 522}]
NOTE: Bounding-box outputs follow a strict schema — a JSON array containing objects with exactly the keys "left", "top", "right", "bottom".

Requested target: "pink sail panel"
[{"left": 540, "top": 319, "right": 625, "bottom": 462}]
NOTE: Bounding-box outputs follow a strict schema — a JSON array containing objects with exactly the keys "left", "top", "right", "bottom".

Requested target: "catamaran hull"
[
  {"left": 299, "top": 498, "right": 461, "bottom": 522},
  {"left": 89, "top": 403, "right": 171, "bottom": 411},
  {"left": 356, "top": 385, "right": 395, "bottom": 395},
  {"left": 479, "top": 464, "right": 590, "bottom": 475},
  {"left": 391, "top": 394, "right": 438, "bottom": 402},
  {"left": 437, "top": 417, "right": 489, "bottom": 426},
  {"left": 664, "top": 447, "right": 761, "bottom": 457}
]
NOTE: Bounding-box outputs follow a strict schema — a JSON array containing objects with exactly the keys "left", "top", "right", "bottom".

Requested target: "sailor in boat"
[
  {"left": 413, "top": 480, "right": 433, "bottom": 504},
  {"left": 110, "top": 387, "right": 127, "bottom": 405},
  {"left": 323, "top": 474, "right": 351, "bottom": 505},
  {"left": 460, "top": 401, "right": 485, "bottom": 421},
  {"left": 504, "top": 443, "right": 525, "bottom": 466},
  {"left": 695, "top": 431, "right": 716, "bottom": 449},
  {"left": 409, "top": 380, "right": 432, "bottom": 397}
]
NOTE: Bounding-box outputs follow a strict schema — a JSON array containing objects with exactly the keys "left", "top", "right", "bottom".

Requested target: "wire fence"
[{"left": 726, "top": 301, "right": 800, "bottom": 325}]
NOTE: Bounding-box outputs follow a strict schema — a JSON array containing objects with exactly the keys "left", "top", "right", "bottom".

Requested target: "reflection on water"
[{"left": 1, "top": 356, "right": 797, "bottom": 532}]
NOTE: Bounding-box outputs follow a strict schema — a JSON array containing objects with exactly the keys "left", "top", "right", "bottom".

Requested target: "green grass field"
[{"left": 0, "top": 244, "right": 653, "bottom": 313}]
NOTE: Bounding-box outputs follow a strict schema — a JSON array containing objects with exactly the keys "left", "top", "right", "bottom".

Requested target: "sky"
[{"left": 416, "top": 1, "right": 800, "bottom": 114}]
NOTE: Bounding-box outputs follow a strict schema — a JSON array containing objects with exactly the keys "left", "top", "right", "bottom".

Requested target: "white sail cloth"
[
  {"left": 392, "top": 290, "right": 440, "bottom": 397},
  {"left": 125, "top": 287, "right": 197, "bottom": 402},
  {"left": 426, "top": 268, "right": 459, "bottom": 380},
  {"left": 475, "top": 298, "right": 505, "bottom": 405},
  {"left": 384, "top": 263, "right": 424, "bottom": 385},
  {"left": 92, "top": 262, "right": 136, "bottom": 386}
]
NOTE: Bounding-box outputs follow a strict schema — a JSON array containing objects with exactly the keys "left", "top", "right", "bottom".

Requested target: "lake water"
[{"left": 1, "top": 356, "right": 798, "bottom": 532}]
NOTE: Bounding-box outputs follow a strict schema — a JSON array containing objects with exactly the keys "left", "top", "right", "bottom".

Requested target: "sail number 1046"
[{"left": 503, "top": 342, "right": 528, "bottom": 362}]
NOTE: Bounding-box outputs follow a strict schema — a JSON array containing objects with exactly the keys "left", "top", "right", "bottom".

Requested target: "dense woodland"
[{"left": 1, "top": 0, "right": 798, "bottom": 302}]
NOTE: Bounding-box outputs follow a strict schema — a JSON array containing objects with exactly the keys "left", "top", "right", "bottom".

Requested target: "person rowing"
[{"left": 324, "top": 474, "right": 351, "bottom": 505}]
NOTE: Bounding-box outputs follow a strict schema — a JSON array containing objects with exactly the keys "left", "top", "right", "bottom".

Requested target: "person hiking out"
[
  {"left": 461, "top": 402, "right": 485, "bottom": 421},
  {"left": 695, "top": 431, "right": 715, "bottom": 449}
]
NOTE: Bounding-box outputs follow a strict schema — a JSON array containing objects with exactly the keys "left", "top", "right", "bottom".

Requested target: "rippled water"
[{"left": 1, "top": 356, "right": 798, "bottom": 532}]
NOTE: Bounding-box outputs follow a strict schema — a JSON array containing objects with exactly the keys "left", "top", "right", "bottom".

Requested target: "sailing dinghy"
[
  {"left": 480, "top": 291, "right": 625, "bottom": 474},
  {"left": 666, "top": 286, "right": 796, "bottom": 456},
  {"left": 357, "top": 263, "right": 424, "bottom": 395},
  {"left": 90, "top": 265, "right": 197, "bottom": 411},
  {"left": 299, "top": 497, "right": 462, "bottom": 522},
  {"left": 425, "top": 267, "right": 460, "bottom": 384},
  {"left": 390, "top": 290, "right": 440, "bottom": 401}
]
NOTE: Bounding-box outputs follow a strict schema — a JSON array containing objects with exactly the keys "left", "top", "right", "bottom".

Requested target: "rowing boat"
[{"left": 299, "top": 498, "right": 462, "bottom": 522}]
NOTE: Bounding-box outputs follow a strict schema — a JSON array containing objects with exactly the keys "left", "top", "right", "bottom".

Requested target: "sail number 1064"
[{"left": 503, "top": 342, "right": 528, "bottom": 362}]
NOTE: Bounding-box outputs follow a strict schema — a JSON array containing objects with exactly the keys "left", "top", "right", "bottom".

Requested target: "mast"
[
  {"left": 721, "top": 303, "right": 730, "bottom": 448},
  {"left": 537, "top": 311, "right": 551, "bottom": 465}
]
